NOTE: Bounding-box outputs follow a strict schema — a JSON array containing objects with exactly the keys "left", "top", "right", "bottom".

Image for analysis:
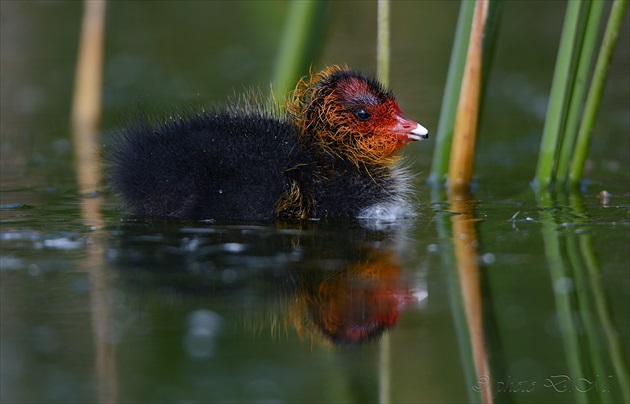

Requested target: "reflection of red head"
[{"left": 307, "top": 254, "right": 416, "bottom": 345}]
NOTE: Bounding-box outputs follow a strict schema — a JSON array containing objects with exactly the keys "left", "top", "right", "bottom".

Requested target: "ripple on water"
[
  {"left": 1, "top": 230, "right": 86, "bottom": 250},
  {"left": 0, "top": 203, "right": 35, "bottom": 210}
]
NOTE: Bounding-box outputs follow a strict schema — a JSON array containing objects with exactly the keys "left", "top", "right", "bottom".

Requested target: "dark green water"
[{"left": 1, "top": 1, "right": 629, "bottom": 403}]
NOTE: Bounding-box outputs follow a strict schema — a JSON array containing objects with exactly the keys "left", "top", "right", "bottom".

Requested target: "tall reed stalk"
[
  {"left": 377, "top": 0, "right": 390, "bottom": 87},
  {"left": 72, "top": 0, "right": 106, "bottom": 195},
  {"left": 430, "top": 0, "right": 499, "bottom": 192},
  {"left": 376, "top": 3, "right": 392, "bottom": 403},
  {"left": 569, "top": 0, "right": 628, "bottom": 186},
  {"left": 535, "top": 0, "right": 627, "bottom": 189},
  {"left": 272, "top": 0, "right": 329, "bottom": 105},
  {"left": 447, "top": 0, "right": 490, "bottom": 193},
  {"left": 72, "top": 2, "right": 117, "bottom": 403},
  {"left": 555, "top": 1, "right": 604, "bottom": 183},
  {"left": 534, "top": 1, "right": 582, "bottom": 189},
  {"left": 428, "top": 0, "right": 475, "bottom": 188}
]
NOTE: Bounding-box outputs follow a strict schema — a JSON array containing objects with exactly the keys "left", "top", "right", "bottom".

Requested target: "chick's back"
[{"left": 107, "top": 110, "right": 309, "bottom": 220}]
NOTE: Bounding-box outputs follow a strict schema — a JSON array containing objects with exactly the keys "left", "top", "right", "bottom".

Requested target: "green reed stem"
[
  {"left": 556, "top": 0, "right": 605, "bottom": 184},
  {"left": 480, "top": 0, "right": 501, "bottom": 104},
  {"left": 535, "top": 1, "right": 582, "bottom": 189},
  {"left": 377, "top": 8, "right": 391, "bottom": 396},
  {"left": 428, "top": 0, "right": 475, "bottom": 188},
  {"left": 272, "top": 0, "right": 329, "bottom": 105},
  {"left": 569, "top": 0, "right": 628, "bottom": 187},
  {"left": 377, "top": 0, "right": 390, "bottom": 87}
]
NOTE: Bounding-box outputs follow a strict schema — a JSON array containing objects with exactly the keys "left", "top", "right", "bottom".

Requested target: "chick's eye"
[{"left": 354, "top": 108, "right": 371, "bottom": 121}]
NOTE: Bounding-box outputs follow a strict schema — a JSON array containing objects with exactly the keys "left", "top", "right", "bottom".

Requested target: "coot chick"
[{"left": 108, "top": 65, "right": 428, "bottom": 220}]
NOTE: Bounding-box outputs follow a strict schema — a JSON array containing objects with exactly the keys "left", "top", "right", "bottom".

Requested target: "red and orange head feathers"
[{"left": 287, "top": 65, "right": 428, "bottom": 167}]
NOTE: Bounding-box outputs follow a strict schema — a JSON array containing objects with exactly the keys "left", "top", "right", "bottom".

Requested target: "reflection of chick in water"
[
  {"left": 110, "top": 221, "right": 418, "bottom": 347},
  {"left": 285, "top": 250, "right": 417, "bottom": 346}
]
